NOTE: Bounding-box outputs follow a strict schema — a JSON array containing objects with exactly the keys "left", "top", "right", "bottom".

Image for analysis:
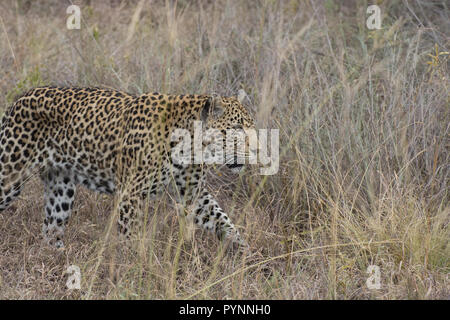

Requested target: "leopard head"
[{"left": 201, "top": 91, "right": 256, "bottom": 173}]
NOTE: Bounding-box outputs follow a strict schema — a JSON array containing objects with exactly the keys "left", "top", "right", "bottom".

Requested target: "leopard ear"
[
  {"left": 237, "top": 89, "right": 247, "bottom": 103},
  {"left": 201, "top": 95, "right": 224, "bottom": 122}
]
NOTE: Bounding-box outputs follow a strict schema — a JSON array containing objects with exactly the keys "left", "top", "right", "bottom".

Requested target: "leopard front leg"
[{"left": 189, "top": 189, "right": 247, "bottom": 248}]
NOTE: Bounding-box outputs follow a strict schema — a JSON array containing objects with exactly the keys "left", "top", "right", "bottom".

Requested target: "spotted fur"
[{"left": 0, "top": 86, "right": 255, "bottom": 249}]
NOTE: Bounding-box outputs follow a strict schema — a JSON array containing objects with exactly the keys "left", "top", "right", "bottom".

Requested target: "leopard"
[{"left": 0, "top": 86, "right": 256, "bottom": 250}]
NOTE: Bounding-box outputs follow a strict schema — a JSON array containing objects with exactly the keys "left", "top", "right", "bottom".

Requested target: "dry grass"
[{"left": 0, "top": 0, "right": 448, "bottom": 299}]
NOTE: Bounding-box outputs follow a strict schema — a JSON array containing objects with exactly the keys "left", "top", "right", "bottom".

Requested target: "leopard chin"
[{"left": 227, "top": 163, "right": 244, "bottom": 173}]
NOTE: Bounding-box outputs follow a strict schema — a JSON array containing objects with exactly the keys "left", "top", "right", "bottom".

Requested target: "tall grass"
[{"left": 0, "top": 0, "right": 448, "bottom": 299}]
